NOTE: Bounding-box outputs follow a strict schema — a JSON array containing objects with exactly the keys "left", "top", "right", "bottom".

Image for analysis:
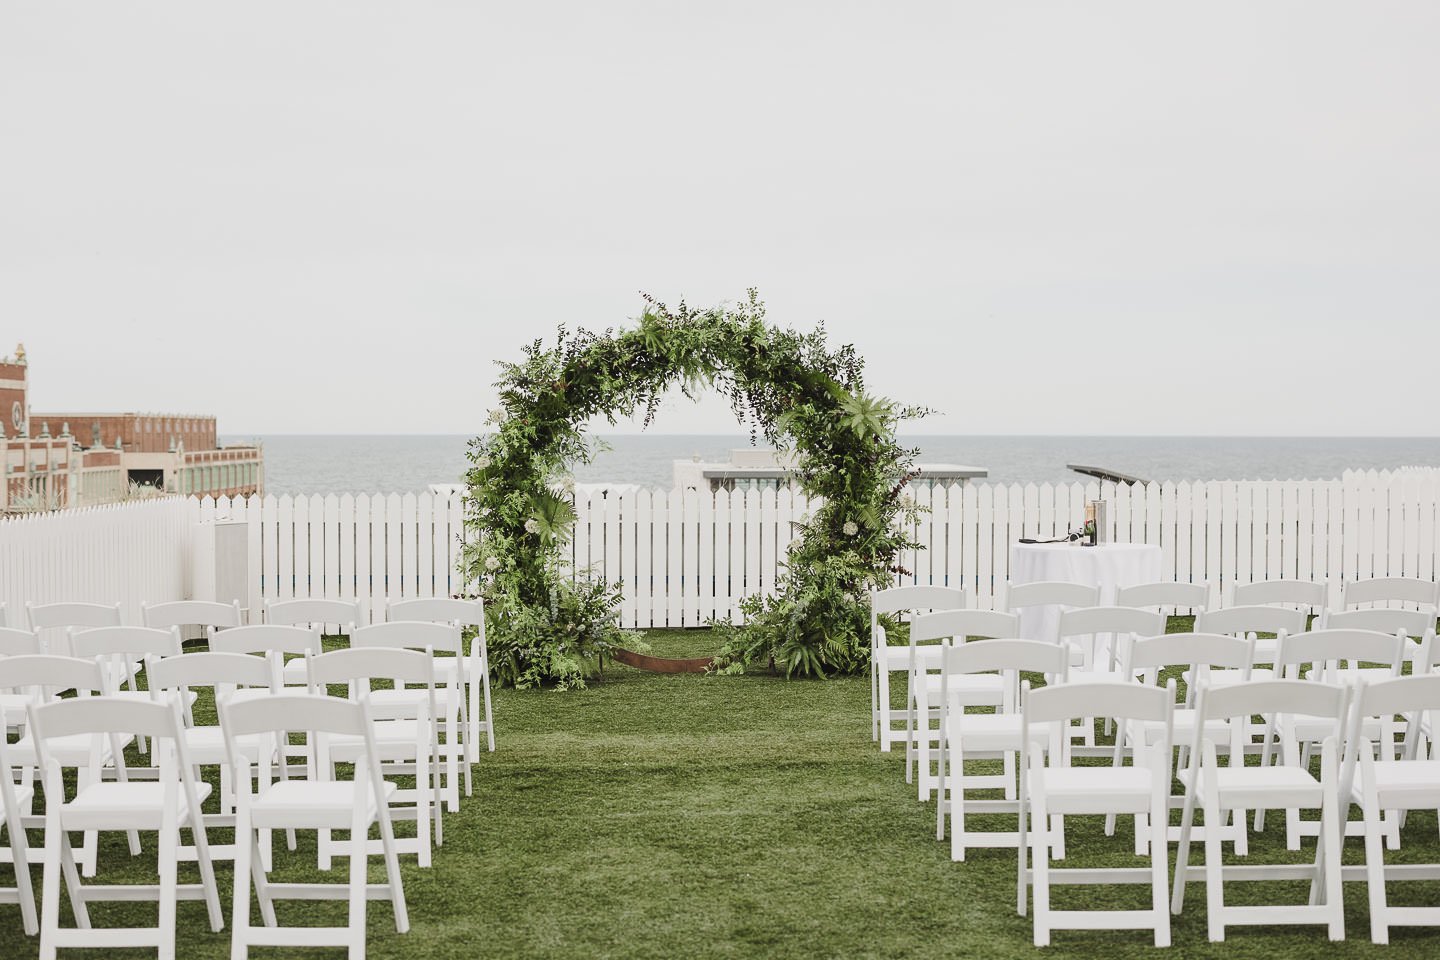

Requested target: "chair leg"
[
  {"left": 159, "top": 802, "right": 179, "bottom": 960},
  {"left": 481, "top": 666, "right": 495, "bottom": 753},
  {"left": 1032, "top": 788, "right": 1051, "bottom": 947},
  {"left": 1150, "top": 777, "right": 1171, "bottom": 948},
  {"left": 1171, "top": 786, "right": 1197, "bottom": 915},
  {"left": 376, "top": 808, "right": 409, "bottom": 935},
  {"left": 347, "top": 811, "right": 369, "bottom": 960},
  {"left": 6, "top": 815, "right": 39, "bottom": 935},
  {"left": 1362, "top": 784, "right": 1389, "bottom": 944},
  {"left": 1321, "top": 743, "right": 1344, "bottom": 941},
  {"left": 39, "top": 811, "right": 61, "bottom": 960}
]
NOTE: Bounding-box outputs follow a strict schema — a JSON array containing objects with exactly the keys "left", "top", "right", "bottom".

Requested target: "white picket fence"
[
  {"left": 0, "top": 497, "right": 194, "bottom": 627},
  {"left": 3, "top": 468, "right": 1437, "bottom": 629}
]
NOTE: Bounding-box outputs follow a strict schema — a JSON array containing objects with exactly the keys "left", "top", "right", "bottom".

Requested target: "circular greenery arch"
[{"left": 464, "top": 292, "right": 924, "bottom": 689}]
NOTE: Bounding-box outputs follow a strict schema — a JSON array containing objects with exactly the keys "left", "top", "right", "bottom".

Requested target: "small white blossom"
[
  {"left": 484, "top": 556, "right": 500, "bottom": 571},
  {"left": 842, "top": 520, "right": 859, "bottom": 537},
  {"left": 486, "top": 409, "right": 506, "bottom": 426},
  {"left": 475, "top": 456, "right": 491, "bottom": 469},
  {"left": 524, "top": 518, "right": 541, "bottom": 535}
]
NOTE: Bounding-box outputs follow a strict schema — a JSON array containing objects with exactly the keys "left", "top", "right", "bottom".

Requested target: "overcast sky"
[{"left": 2, "top": 2, "right": 1436, "bottom": 436}]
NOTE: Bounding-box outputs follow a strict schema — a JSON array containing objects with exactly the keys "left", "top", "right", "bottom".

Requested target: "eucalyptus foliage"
[{"left": 463, "top": 291, "right": 925, "bottom": 687}]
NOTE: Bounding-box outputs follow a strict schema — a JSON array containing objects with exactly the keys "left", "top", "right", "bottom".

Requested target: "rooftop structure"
[
  {"left": 673, "top": 449, "right": 987, "bottom": 494},
  {"left": 0, "top": 344, "right": 263, "bottom": 512}
]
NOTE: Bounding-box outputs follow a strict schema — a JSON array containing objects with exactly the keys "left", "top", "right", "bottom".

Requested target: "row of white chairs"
[
  {"left": 870, "top": 580, "right": 1440, "bottom": 946},
  {"left": 0, "top": 637, "right": 480, "bottom": 958},
  {"left": 870, "top": 577, "right": 1440, "bottom": 754},
  {"left": 1, "top": 595, "right": 495, "bottom": 760}
]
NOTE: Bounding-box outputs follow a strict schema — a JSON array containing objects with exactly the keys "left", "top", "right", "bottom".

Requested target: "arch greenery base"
[{"left": 463, "top": 292, "right": 924, "bottom": 689}]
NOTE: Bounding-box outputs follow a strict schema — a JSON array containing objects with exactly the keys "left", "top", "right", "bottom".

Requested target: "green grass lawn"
[{"left": 3, "top": 625, "right": 1440, "bottom": 958}]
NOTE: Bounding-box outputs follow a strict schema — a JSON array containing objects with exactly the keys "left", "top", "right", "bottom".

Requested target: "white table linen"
[{"left": 1009, "top": 542, "right": 1164, "bottom": 642}]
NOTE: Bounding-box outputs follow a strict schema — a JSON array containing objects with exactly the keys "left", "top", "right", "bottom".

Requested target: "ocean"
[{"left": 226, "top": 434, "right": 1440, "bottom": 497}]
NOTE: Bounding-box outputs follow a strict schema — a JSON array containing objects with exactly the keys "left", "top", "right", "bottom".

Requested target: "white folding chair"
[
  {"left": 868, "top": 585, "right": 966, "bottom": 751},
  {"left": 307, "top": 647, "right": 444, "bottom": 867},
  {"left": 1003, "top": 581, "right": 1100, "bottom": 645},
  {"left": 264, "top": 598, "right": 362, "bottom": 639},
  {"left": 25, "top": 601, "right": 121, "bottom": 658},
  {"left": 350, "top": 622, "right": 468, "bottom": 808},
  {"left": 386, "top": 596, "right": 494, "bottom": 756},
  {"left": 0, "top": 717, "right": 38, "bottom": 936},
  {"left": 934, "top": 638, "right": 1068, "bottom": 862},
  {"left": 141, "top": 599, "right": 243, "bottom": 648},
  {"left": 1115, "top": 580, "right": 1211, "bottom": 615},
  {"left": 1195, "top": 604, "right": 1308, "bottom": 685},
  {"left": 905, "top": 609, "right": 1019, "bottom": 798},
  {"left": 1264, "top": 628, "right": 1406, "bottom": 849},
  {"left": 1, "top": 655, "right": 139, "bottom": 878},
  {"left": 69, "top": 625, "right": 186, "bottom": 706},
  {"left": 29, "top": 696, "right": 223, "bottom": 960},
  {"left": 146, "top": 651, "right": 283, "bottom": 865},
  {"left": 1230, "top": 578, "right": 1328, "bottom": 613},
  {"left": 1339, "top": 674, "right": 1440, "bottom": 944},
  {"left": 1018, "top": 681, "right": 1175, "bottom": 947},
  {"left": 1171, "top": 680, "right": 1349, "bottom": 942},
  {"left": 221, "top": 693, "right": 409, "bottom": 959},
  {"left": 1054, "top": 607, "right": 1164, "bottom": 747}
]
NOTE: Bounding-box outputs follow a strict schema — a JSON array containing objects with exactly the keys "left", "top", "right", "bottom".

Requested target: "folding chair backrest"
[
  {"left": 0, "top": 627, "right": 42, "bottom": 657},
  {"left": 1275, "top": 628, "right": 1405, "bottom": 681},
  {"left": 146, "top": 651, "right": 275, "bottom": 697},
  {"left": 29, "top": 696, "right": 182, "bottom": 743},
  {"left": 385, "top": 597, "right": 483, "bottom": 626},
  {"left": 264, "top": 598, "right": 362, "bottom": 630},
  {"left": 1230, "top": 579, "right": 1327, "bottom": 610},
  {"left": 943, "top": 637, "right": 1069, "bottom": 679},
  {"left": 870, "top": 585, "right": 967, "bottom": 618},
  {"left": 1025, "top": 680, "right": 1172, "bottom": 726},
  {"left": 1127, "top": 632, "right": 1253, "bottom": 673},
  {"left": 142, "top": 600, "right": 242, "bottom": 630},
  {"left": 350, "top": 622, "right": 462, "bottom": 655},
  {"left": 1353, "top": 673, "right": 1440, "bottom": 721},
  {"left": 26, "top": 601, "right": 121, "bottom": 656},
  {"left": 221, "top": 692, "right": 369, "bottom": 739},
  {"left": 1057, "top": 606, "right": 1164, "bottom": 640},
  {"left": 910, "top": 609, "right": 1019, "bottom": 644},
  {"left": 1196, "top": 604, "right": 1307, "bottom": 637},
  {"left": 210, "top": 624, "right": 321, "bottom": 658},
  {"left": 1115, "top": 580, "right": 1210, "bottom": 613},
  {"left": 1322, "top": 607, "right": 1436, "bottom": 638},
  {"left": 1199, "top": 678, "right": 1347, "bottom": 723},
  {"left": 307, "top": 646, "right": 437, "bottom": 689},
  {"left": 0, "top": 654, "right": 109, "bottom": 697},
  {"left": 69, "top": 625, "right": 181, "bottom": 660},
  {"left": 1341, "top": 577, "right": 1440, "bottom": 611},
  {"left": 25, "top": 601, "right": 121, "bottom": 631},
  {"left": 1004, "top": 581, "right": 1099, "bottom": 612}
]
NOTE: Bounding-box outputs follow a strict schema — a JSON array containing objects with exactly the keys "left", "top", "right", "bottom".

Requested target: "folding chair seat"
[
  {"left": 1264, "top": 628, "right": 1406, "bottom": 850},
  {"left": 0, "top": 723, "right": 38, "bottom": 936},
  {"left": 1172, "top": 680, "right": 1349, "bottom": 942},
  {"left": 29, "top": 696, "right": 223, "bottom": 960},
  {"left": 146, "top": 651, "right": 283, "bottom": 865},
  {"left": 1336, "top": 674, "right": 1440, "bottom": 943},
  {"left": 933, "top": 638, "right": 1068, "bottom": 861},
  {"left": 1017, "top": 681, "right": 1175, "bottom": 947},
  {"left": 1003, "top": 581, "right": 1100, "bottom": 645},
  {"left": 1117, "top": 631, "right": 1254, "bottom": 856},
  {"left": 387, "top": 596, "right": 495, "bottom": 756},
  {"left": 1115, "top": 580, "right": 1211, "bottom": 615},
  {"left": 0, "top": 655, "right": 139, "bottom": 878},
  {"left": 221, "top": 693, "right": 409, "bottom": 959},
  {"left": 1194, "top": 604, "right": 1308, "bottom": 686},
  {"left": 307, "top": 647, "right": 446, "bottom": 867},
  {"left": 350, "top": 622, "right": 469, "bottom": 808},
  {"left": 868, "top": 585, "right": 966, "bottom": 751},
  {"left": 141, "top": 599, "right": 243, "bottom": 648},
  {"left": 25, "top": 601, "right": 121, "bottom": 658},
  {"left": 904, "top": 609, "right": 1019, "bottom": 799}
]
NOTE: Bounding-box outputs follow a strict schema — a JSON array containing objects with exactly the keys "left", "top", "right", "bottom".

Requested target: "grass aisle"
[{"left": 3, "top": 628, "right": 1439, "bottom": 957}]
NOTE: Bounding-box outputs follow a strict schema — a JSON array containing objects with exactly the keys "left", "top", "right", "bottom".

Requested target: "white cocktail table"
[{"left": 1009, "top": 541, "right": 1164, "bottom": 641}]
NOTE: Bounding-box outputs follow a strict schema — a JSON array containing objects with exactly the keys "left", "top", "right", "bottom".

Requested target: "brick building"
[{"left": 0, "top": 344, "right": 263, "bottom": 512}]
